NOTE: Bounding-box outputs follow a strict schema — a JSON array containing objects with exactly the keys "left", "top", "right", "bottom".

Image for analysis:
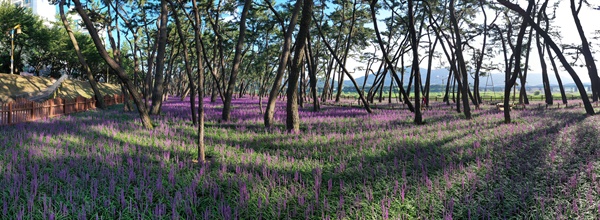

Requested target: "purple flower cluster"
[{"left": 0, "top": 96, "right": 598, "bottom": 219}]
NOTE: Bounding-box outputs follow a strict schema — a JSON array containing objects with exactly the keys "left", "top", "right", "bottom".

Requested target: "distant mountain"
[{"left": 337, "top": 68, "right": 577, "bottom": 88}]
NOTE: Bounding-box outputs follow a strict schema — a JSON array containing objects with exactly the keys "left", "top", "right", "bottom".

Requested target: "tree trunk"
[
  {"left": 501, "top": 1, "right": 532, "bottom": 123},
  {"left": 306, "top": 37, "right": 320, "bottom": 111},
  {"left": 222, "top": 0, "right": 251, "bottom": 122},
  {"left": 190, "top": 0, "right": 206, "bottom": 162},
  {"left": 59, "top": 0, "right": 106, "bottom": 109},
  {"left": 570, "top": 0, "right": 600, "bottom": 102},
  {"left": 449, "top": 0, "right": 471, "bottom": 119},
  {"left": 264, "top": 0, "right": 302, "bottom": 128},
  {"left": 72, "top": 0, "right": 153, "bottom": 129},
  {"left": 150, "top": 0, "right": 169, "bottom": 115},
  {"left": 313, "top": 14, "right": 372, "bottom": 114},
  {"left": 547, "top": 46, "right": 568, "bottom": 104},
  {"left": 536, "top": 26, "right": 553, "bottom": 104},
  {"left": 408, "top": 0, "right": 422, "bottom": 124},
  {"left": 519, "top": 20, "right": 534, "bottom": 105},
  {"left": 169, "top": 0, "right": 198, "bottom": 125},
  {"left": 369, "top": 0, "right": 414, "bottom": 112},
  {"left": 286, "top": 0, "right": 313, "bottom": 133},
  {"left": 497, "top": 0, "right": 594, "bottom": 115}
]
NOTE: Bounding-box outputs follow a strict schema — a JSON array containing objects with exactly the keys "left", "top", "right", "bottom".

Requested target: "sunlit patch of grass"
[{"left": 0, "top": 97, "right": 598, "bottom": 219}]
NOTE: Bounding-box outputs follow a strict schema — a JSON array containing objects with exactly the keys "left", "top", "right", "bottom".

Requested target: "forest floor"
[
  {"left": 0, "top": 74, "right": 121, "bottom": 103},
  {"left": 0, "top": 97, "right": 599, "bottom": 219}
]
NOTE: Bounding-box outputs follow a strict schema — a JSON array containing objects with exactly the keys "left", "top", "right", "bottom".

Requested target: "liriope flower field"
[{"left": 0, "top": 97, "right": 599, "bottom": 219}]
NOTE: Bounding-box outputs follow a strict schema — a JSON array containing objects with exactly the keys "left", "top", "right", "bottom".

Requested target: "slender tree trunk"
[
  {"left": 497, "top": 0, "right": 594, "bottom": 115},
  {"left": 520, "top": 20, "right": 535, "bottom": 105},
  {"left": 570, "top": 0, "right": 600, "bottom": 102},
  {"left": 286, "top": 0, "right": 313, "bottom": 133},
  {"left": 444, "top": 70, "right": 452, "bottom": 104},
  {"left": 472, "top": 0, "right": 493, "bottom": 108},
  {"left": 72, "top": 0, "right": 153, "bottom": 129},
  {"left": 449, "top": 0, "right": 471, "bottom": 119},
  {"left": 501, "top": 1, "right": 532, "bottom": 123},
  {"left": 321, "top": 59, "right": 334, "bottom": 102},
  {"left": 369, "top": 0, "right": 414, "bottom": 112},
  {"left": 388, "top": 76, "right": 393, "bottom": 104},
  {"left": 222, "top": 0, "right": 251, "bottom": 121},
  {"left": 143, "top": 17, "right": 159, "bottom": 109},
  {"left": 313, "top": 14, "right": 372, "bottom": 113},
  {"left": 537, "top": 28, "right": 553, "bottom": 104},
  {"left": 150, "top": 0, "right": 169, "bottom": 115},
  {"left": 264, "top": 0, "right": 302, "bottom": 127},
  {"left": 335, "top": 1, "right": 358, "bottom": 103},
  {"left": 121, "top": 82, "right": 134, "bottom": 111},
  {"left": 169, "top": 0, "right": 198, "bottom": 125},
  {"left": 190, "top": 0, "right": 206, "bottom": 162},
  {"left": 547, "top": 46, "right": 568, "bottom": 104},
  {"left": 306, "top": 37, "right": 320, "bottom": 111},
  {"left": 59, "top": 0, "right": 106, "bottom": 109},
  {"left": 424, "top": 35, "right": 438, "bottom": 107},
  {"left": 408, "top": 0, "right": 422, "bottom": 124}
]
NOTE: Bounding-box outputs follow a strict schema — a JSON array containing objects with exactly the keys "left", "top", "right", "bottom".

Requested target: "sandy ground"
[{"left": 0, "top": 74, "right": 121, "bottom": 103}]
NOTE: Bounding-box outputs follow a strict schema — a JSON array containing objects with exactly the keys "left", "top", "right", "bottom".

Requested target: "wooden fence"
[{"left": 0, "top": 94, "right": 124, "bottom": 126}]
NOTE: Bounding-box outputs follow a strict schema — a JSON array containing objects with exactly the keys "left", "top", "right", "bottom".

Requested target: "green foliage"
[{"left": 0, "top": 2, "right": 106, "bottom": 78}]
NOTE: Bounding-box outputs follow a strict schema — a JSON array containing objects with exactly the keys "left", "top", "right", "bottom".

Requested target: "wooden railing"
[{"left": 0, "top": 94, "right": 124, "bottom": 126}]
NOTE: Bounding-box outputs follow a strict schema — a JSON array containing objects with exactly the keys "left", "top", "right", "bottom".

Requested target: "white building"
[{"left": 8, "top": 0, "right": 56, "bottom": 24}]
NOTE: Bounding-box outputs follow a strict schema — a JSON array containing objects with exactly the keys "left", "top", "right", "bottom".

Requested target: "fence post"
[
  {"left": 7, "top": 102, "right": 12, "bottom": 125},
  {"left": 63, "top": 98, "right": 66, "bottom": 115},
  {"left": 49, "top": 100, "right": 53, "bottom": 117},
  {"left": 31, "top": 101, "right": 35, "bottom": 121}
]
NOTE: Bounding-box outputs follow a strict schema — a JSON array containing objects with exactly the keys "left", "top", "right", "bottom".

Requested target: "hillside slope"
[{"left": 0, "top": 74, "right": 121, "bottom": 103}]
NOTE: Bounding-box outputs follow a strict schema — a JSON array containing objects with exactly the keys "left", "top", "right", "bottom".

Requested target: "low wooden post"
[
  {"left": 7, "top": 102, "right": 12, "bottom": 125},
  {"left": 49, "top": 100, "right": 53, "bottom": 118},
  {"left": 31, "top": 101, "right": 35, "bottom": 121}
]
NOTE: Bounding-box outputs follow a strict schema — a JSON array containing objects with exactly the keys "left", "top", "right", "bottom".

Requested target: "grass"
[
  {"left": 0, "top": 73, "right": 121, "bottom": 103},
  {"left": 0, "top": 96, "right": 599, "bottom": 219}
]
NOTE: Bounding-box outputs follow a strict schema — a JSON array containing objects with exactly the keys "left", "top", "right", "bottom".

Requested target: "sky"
[
  {"left": 53, "top": 0, "right": 597, "bottom": 84},
  {"left": 344, "top": 0, "right": 599, "bottom": 84}
]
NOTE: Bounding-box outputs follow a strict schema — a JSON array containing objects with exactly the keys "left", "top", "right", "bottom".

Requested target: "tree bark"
[
  {"left": 547, "top": 45, "right": 568, "bottom": 104},
  {"left": 264, "top": 0, "right": 302, "bottom": 128},
  {"left": 286, "top": 0, "right": 313, "bottom": 133},
  {"left": 150, "top": 0, "right": 170, "bottom": 115},
  {"left": 313, "top": 14, "right": 372, "bottom": 114},
  {"left": 497, "top": 0, "right": 594, "bottom": 115},
  {"left": 72, "top": 0, "right": 153, "bottom": 129},
  {"left": 169, "top": 0, "right": 198, "bottom": 126},
  {"left": 408, "top": 0, "right": 423, "bottom": 124},
  {"left": 369, "top": 0, "right": 414, "bottom": 112},
  {"left": 306, "top": 37, "right": 320, "bottom": 111},
  {"left": 449, "top": 0, "right": 471, "bottom": 119},
  {"left": 222, "top": 0, "right": 252, "bottom": 121},
  {"left": 59, "top": 0, "right": 106, "bottom": 109},
  {"left": 570, "top": 0, "right": 600, "bottom": 102},
  {"left": 536, "top": 1, "right": 553, "bottom": 105}
]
